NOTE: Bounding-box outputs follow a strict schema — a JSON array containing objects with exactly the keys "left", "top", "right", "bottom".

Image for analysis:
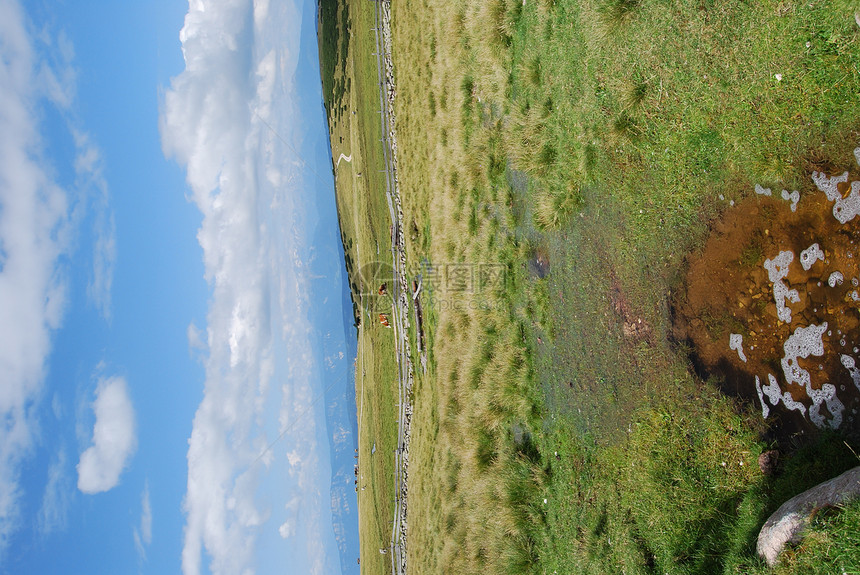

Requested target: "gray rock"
[{"left": 757, "top": 465, "right": 860, "bottom": 565}]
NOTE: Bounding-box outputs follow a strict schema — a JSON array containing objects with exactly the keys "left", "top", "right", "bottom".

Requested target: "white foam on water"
[
  {"left": 781, "top": 390, "right": 807, "bottom": 415},
  {"left": 781, "top": 322, "right": 827, "bottom": 389},
  {"left": 765, "top": 251, "right": 799, "bottom": 323},
  {"left": 755, "top": 374, "right": 780, "bottom": 418},
  {"left": 842, "top": 354, "right": 860, "bottom": 392},
  {"left": 729, "top": 333, "right": 747, "bottom": 362},
  {"left": 755, "top": 184, "right": 772, "bottom": 196},
  {"left": 762, "top": 374, "right": 782, "bottom": 405},
  {"left": 778, "top": 322, "right": 846, "bottom": 429},
  {"left": 808, "top": 383, "right": 844, "bottom": 429},
  {"left": 800, "top": 243, "right": 824, "bottom": 271},
  {"left": 755, "top": 373, "right": 807, "bottom": 419},
  {"left": 812, "top": 170, "right": 860, "bottom": 224},
  {"left": 755, "top": 375, "right": 769, "bottom": 418},
  {"left": 812, "top": 170, "right": 849, "bottom": 201},
  {"left": 828, "top": 271, "right": 844, "bottom": 287},
  {"left": 781, "top": 189, "right": 800, "bottom": 212}
]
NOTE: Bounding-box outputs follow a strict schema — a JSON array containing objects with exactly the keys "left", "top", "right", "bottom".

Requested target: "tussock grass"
[
  {"left": 597, "top": 0, "right": 641, "bottom": 32},
  {"left": 611, "top": 113, "right": 641, "bottom": 142},
  {"left": 525, "top": 57, "right": 541, "bottom": 87},
  {"left": 534, "top": 181, "right": 582, "bottom": 230},
  {"left": 621, "top": 79, "right": 648, "bottom": 111},
  {"left": 506, "top": 105, "right": 554, "bottom": 176},
  {"left": 325, "top": 0, "right": 860, "bottom": 572}
]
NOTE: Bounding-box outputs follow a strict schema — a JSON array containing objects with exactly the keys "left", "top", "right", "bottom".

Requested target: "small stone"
[{"left": 758, "top": 450, "right": 780, "bottom": 476}]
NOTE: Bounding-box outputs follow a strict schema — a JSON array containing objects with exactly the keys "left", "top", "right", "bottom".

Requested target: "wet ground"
[{"left": 674, "top": 168, "right": 860, "bottom": 437}]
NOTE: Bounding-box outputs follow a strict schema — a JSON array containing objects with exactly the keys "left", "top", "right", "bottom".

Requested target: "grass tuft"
[
  {"left": 535, "top": 181, "right": 583, "bottom": 230},
  {"left": 597, "top": 0, "right": 641, "bottom": 32},
  {"left": 622, "top": 80, "right": 648, "bottom": 110},
  {"left": 612, "top": 113, "right": 642, "bottom": 141}
]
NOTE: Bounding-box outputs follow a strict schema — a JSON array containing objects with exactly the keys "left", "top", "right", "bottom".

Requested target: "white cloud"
[
  {"left": 187, "top": 321, "right": 206, "bottom": 354},
  {"left": 33, "top": 22, "right": 116, "bottom": 324},
  {"left": 160, "top": 0, "right": 336, "bottom": 573},
  {"left": 277, "top": 495, "right": 300, "bottom": 540},
  {"left": 0, "top": 1, "right": 116, "bottom": 553},
  {"left": 37, "top": 449, "right": 72, "bottom": 535},
  {"left": 278, "top": 520, "right": 295, "bottom": 539},
  {"left": 285, "top": 449, "right": 301, "bottom": 469},
  {"left": 35, "top": 28, "right": 76, "bottom": 110},
  {"left": 0, "top": 0, "right": 75, "bottom": 557},
  {"left": 77, "top": 376, "right": 137, "bottom": 494},
  {"left": 133, "top": 482, "right": 153, "bottom": 560},
  {"left": 51, "top": 392, "right": 63, "bottom": 420},
  {"left": 72, "top": 129, "right": 116, "bottom": 323}
]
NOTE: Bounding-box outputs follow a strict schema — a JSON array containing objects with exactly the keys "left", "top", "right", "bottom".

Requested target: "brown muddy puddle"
[{"left": 675, "top": 151, "right": 860, "bottom": 437}]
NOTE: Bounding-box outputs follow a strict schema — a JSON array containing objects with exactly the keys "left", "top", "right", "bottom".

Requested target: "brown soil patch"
[
  {"left": 529, "top": 245, "right": 551, "bottom": 279},
  {"left": 674, "top": 181, "right": 860, "bottom": 435},
  {"left": 610, "top": 272, "right": 653, "bottom": 344}
]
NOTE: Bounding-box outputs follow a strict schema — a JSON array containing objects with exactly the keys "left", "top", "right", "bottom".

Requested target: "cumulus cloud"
[
  {"left": 77, "top": 376, "right": 137, "bottom": 494},
  {"left": 163, "top": 0, "right": 271, "bottom": 560},
  {"left": 160, "top": 0, "right": 336, "bottom": 573},
  {"left": 278, "top": 495, "right": 300, "bottom": 540},
  {"left": 0, "top": 0, "right": 75, "bottom": 556},
  {"left": 278, "top": 520, "right": 295, "bottom": 539},
  {"left": 133, "top": 482, "right": 153, "bottom": 560},
  {"left": 0, "top": 1, "right": 114, "bottom": 556}
]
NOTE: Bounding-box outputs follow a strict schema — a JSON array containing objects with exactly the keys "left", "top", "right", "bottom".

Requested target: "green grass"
[
  {"left": 596, "top": 0, "right": 641, "bottom": 33},
  {"left": 323, "top": 0, "right": 860, "bottom": 573},
  {"left": 536, "top": 407, "right": 860, "bottom": 575},
  {"left": 320, "top": 0, "right": 404, "bottom": 572},
  {"left": 764, "top": 497, "right": 860, "bottom": 575}
]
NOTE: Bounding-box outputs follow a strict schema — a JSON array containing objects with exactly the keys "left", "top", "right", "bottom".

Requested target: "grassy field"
[
  {"left": 322, "top": 0, "right": 860, "bottom": 573},
  {"left": 318, "top": 0, "right": 401, "bottom": 573}
]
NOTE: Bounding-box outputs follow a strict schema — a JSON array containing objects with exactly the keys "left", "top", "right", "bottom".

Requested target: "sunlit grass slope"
[{"left": 324, "top": 0, "right": 860, "bottom": 573}]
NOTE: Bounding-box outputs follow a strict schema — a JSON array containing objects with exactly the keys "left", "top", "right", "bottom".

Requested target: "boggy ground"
[
  {"left": 675, "top": 158, "right": 860, "bottom": 437},
  {"left": 322, "top": 0, "right": 860, "bottom": 571}
]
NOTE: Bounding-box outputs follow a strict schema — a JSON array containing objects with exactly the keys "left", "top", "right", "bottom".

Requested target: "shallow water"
[{"left": 676, "top": 166, "right": 860, "bottom": 439}]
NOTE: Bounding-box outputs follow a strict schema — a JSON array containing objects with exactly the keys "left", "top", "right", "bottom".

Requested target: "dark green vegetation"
[
  {"left": 321, "top": 0, "right": 860, "bottom": 573},
  {"left": 318, "top": 0, "right": 350, "bottom": 112}
]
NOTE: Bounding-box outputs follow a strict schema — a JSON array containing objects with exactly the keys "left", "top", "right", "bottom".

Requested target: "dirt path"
[{"left": 336, "top": 152, "right": 353, "bottom": 167}]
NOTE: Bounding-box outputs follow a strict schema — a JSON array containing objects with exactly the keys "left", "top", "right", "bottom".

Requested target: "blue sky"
[{"left": 0, "top": 1, "right": 358, "bottom": 574}]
